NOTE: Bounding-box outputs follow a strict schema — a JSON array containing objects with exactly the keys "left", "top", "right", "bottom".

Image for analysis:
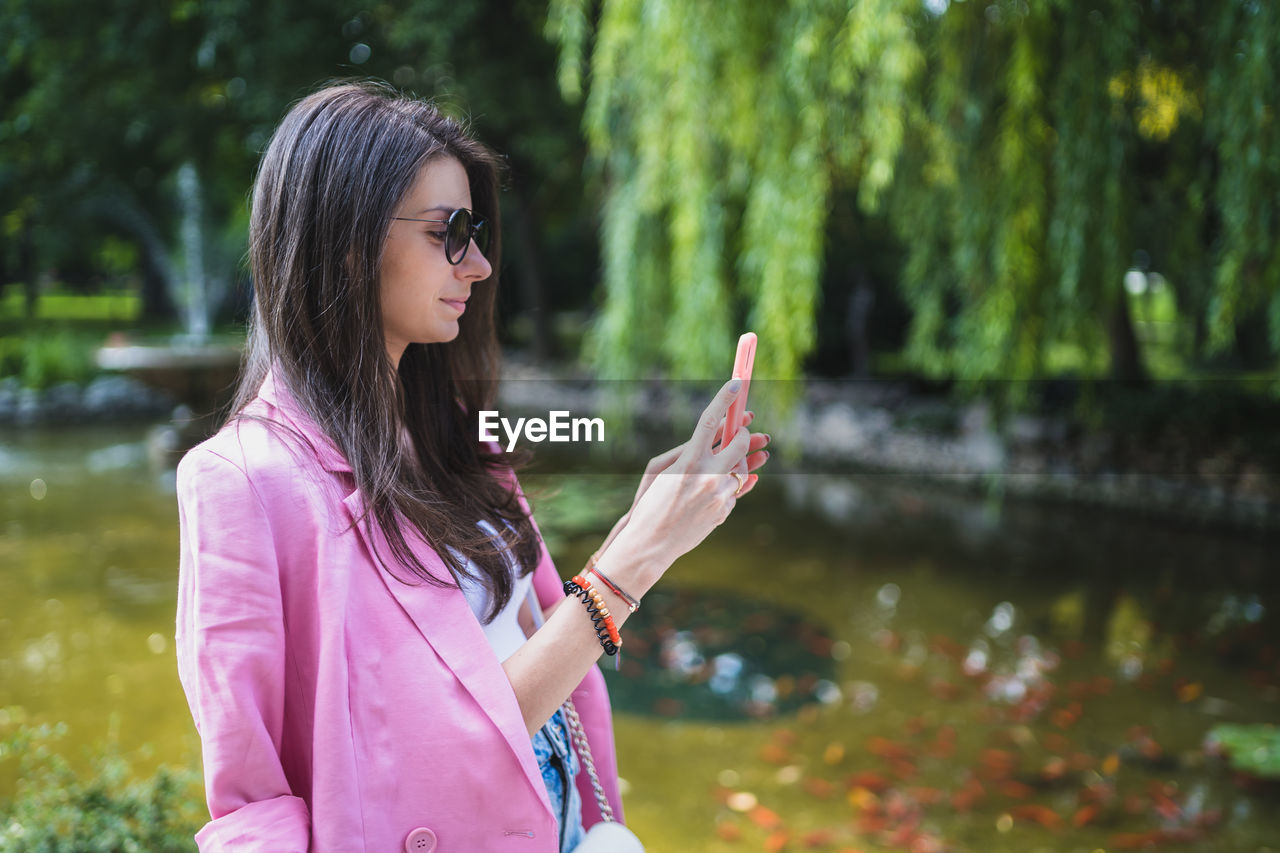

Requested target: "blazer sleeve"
[{"left": 175, "top": 447, "right": 311, "bottom": 852}]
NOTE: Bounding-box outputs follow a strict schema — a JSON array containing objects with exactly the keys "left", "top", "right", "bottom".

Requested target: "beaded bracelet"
[
  {"left": 579, "top": 578, "right": 622, "bottom": 645},
  {"left": 569, "top": 574, "right": 621, "bottom": 647},
  {"left": 584, "top": 552, "right": 641, "bottom": 614},
  {"left": 565, "top": 585, "right": 618, "bottom": 657},
  {"left": 564, "top": 576, "right": 620, "bottom": 657}
]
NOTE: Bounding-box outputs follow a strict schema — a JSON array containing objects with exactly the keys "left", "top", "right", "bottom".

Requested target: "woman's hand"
[
  {"left": 597, "top": 403, "right": 770, "bottom": 557},
  {"left": 641, "top": 409, "right": 768, "bottom": 495},
  {"left": 606, "top": 379, "right": 769, "bottom": 585},
  {"left": 506, "top": 380, "right": 769, "bottom": 733}
]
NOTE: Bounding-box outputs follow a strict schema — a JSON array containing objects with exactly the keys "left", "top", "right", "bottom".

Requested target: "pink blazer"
[{"left": 175, "top": 372, "right": 623, "bottom": 852}]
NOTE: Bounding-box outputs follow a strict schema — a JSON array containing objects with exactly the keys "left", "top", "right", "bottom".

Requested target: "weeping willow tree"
[
  {"left": 548, "top": 0, "right": 1279, "bottom": 394},
  {"left": 548, "top": 0, "right": 923, "bottom": 388},
  {"left": 890, "top": 0, "right": 1280, "bottom": 386}
]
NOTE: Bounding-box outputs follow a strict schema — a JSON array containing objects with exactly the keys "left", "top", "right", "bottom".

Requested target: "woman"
[{"left": 175, "top": 80, "right": 769, "bottom": 852}]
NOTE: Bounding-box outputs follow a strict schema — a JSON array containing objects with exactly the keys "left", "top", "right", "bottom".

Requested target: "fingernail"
[{"left": 728, "top": 379, "right": 742, "bottom": 393}]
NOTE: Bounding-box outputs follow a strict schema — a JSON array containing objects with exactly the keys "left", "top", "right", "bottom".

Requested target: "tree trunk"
[
  {"left": 504, "top": 186, "right": 554, "bottom": 364},
  {"left": 19, "top": 224, "right": 38, "bottom": 320},
  {"left": 1232, "top": 308, "right": 1272, "bottom": 370},
  {"left": 139, "top": 251, "right": 177, "bottom": 322},
  {"left": 845, "top": 263, "right": 875, "bottom": 378},
  {"left": 1107, "top": 285, "right": 1147, "bottom": 383}
]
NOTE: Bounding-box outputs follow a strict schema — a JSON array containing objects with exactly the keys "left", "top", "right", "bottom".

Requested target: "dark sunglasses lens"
[
  {"left": 446, "top": 209, "right": 471, "bottom": 264},
  {"left": 473, "top": 219, "right": 490, "bottom": 255}
]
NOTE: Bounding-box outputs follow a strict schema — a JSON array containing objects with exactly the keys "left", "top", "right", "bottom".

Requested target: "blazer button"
[{"left": 404, "top": 827, "right": 437, "bottom": 853}]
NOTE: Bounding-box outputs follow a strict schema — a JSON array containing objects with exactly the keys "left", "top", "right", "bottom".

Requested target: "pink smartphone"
[{"left": 724, "top": 332, "right": 757, "bottom": 445}]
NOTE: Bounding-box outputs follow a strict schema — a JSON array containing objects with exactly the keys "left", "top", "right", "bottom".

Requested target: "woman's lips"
[{"left": 442, "top": 298, "right": 467, "bottom": 314}]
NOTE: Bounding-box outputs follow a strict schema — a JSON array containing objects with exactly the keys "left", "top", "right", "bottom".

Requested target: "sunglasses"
[{"left": 393, "top": 208, "right": 489, "bottom": 265}]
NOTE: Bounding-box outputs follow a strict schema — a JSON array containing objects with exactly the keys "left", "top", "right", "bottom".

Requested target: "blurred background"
[{"left": 2, "top": 1, "right": 1279, "bottom": 851}]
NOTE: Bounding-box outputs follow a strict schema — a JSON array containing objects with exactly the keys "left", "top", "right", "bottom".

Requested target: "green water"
[
  {"left": 0, "top": 428, "right": 192, "bottom": 790},
  {"left": 2, "top": 426, "right": 1278, "bottom": 852}
]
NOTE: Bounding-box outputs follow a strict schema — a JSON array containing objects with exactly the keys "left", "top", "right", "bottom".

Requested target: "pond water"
[{"left": 2, "top": 425, "right": 1278, "bottom": 852}]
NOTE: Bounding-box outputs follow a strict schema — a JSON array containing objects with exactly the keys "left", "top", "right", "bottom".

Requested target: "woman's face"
[{"left": 379, "top": 155, "right": 492, "bottom": 367}]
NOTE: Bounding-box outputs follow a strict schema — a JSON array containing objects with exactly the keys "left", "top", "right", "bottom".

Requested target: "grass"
[
  {"left": 0, "top": 329, "right": 104, "bottom": 389},
  {"left": 0, "top": 283, "right": 252, "bottom": 390},
  {"left": 0, "top": 284, "right": 141, "bottom": 324},
  {"left": 0, "top": 284, "right": 146, "bottom": 388}
]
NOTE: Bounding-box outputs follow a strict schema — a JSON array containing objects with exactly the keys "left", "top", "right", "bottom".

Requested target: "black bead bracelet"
[{"left": 564, "top": 580, "right": 619, "bottom": 656}]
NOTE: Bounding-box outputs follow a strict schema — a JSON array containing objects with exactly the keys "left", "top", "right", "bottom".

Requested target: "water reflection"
[
  {"left": 602, "top": 587, "right": 839, "bottom": 720},
  {"left": 1, "top": 426, "right": 188, "bottom": 800},
  {"left": 84, "top": 442, "right": 148, "bottom": 473},
  {"left": 1106, "top": 594, "right": 1157, "bottom": 681},
  {"left": 876, "top": 582, "right": 901, "bottom": 613},
  {"left": 1207, "top": 592, "right": 1266, "bottom": 634}
]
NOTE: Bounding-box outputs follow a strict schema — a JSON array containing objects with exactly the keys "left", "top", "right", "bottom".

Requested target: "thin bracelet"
[{"left": 585, "top": 552, "right": 641, "bottom": 613}]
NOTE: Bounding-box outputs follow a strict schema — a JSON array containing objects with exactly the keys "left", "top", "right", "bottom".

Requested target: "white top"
[{"left": 453, "top": 520, "right": 534, "bottom": 662}]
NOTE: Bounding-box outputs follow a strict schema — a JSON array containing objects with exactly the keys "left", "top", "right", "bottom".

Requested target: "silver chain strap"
[{"left": 561, "top": 697, "right": 615, "bottom": 823}]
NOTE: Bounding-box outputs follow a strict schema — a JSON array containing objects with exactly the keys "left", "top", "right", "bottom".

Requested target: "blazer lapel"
[
  {"left": 339, "top": 489, "right": 554, "bottom": 820},
  {"left": 256, "top": 370, "right": 555, "bottom": 818}
]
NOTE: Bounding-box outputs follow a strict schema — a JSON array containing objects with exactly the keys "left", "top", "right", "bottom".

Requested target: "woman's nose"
[{"left": 460, "top": 240, "right": 493, "bottom": 280}]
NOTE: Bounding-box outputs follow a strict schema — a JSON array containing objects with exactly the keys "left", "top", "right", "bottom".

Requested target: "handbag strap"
[
  {"left": 525, "top": 584, "right": 616, "bottom": 823},
  {"left": 561, "top": 697, "right": 615, "bottom": 823}
]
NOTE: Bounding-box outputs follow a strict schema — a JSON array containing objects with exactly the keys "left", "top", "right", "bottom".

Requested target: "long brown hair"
[{"left": 230, "top": 80, "right": 540, "bottom": 621}]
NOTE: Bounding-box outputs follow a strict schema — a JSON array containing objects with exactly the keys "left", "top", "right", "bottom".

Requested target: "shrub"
[
  {"left": 0, "top": 724, "right": 203, "bottom": 852},
  {"left": 0, "top": 330, "right": 99, "bottom": 390}
]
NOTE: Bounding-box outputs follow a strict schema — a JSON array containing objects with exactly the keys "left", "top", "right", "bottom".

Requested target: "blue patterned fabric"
[{"left": 532, "top": 707, "right": 586, "bottom": 852}]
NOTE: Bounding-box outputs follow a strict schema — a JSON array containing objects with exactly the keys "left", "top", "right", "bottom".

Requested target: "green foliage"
[
  {"left": 549, "top": 0, "right": 923, "bottom": 398},
  {"left": 550, "top": 0, "right": 1280, "bottom": 392},
  {"left": 7, "top": 0, "right": 1277, "bottom": 385},
  {"left": 0, "top": 724, "right": 203, "bottom": 852},
  {"left": 1208, "top": 723, "right": 1280, "bottom": 779},
  {"left": 0, "top": 289, "right": 145, "bottom": 388},
  {"left": 0, "top": 287, "right": 140, "bottom": 323},
  {"left": 890, "top": 0, "right": 1280, "bottom": 383},
  {"left": 0, "top": 329, "right": 98, "bottom": 389},
  {"left": 1, "top": 0, "right": 593, "bottom": 327},
  {"left": 1202, "top": 2, "right": 1280, "bottom": 354}
]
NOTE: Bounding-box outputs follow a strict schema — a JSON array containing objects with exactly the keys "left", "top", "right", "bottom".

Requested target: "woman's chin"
[{"left": 421, "top": 322, "right": 462, "bottom": 345}]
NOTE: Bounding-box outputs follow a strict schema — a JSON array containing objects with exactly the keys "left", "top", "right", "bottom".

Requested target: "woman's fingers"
[
  {"left": 688, "top": 379, "right": 744, "bottom": 457},
  {"left": 645, "top": 444, "right": 684, "bottom": 477},
  {"left": 711, "top": 416, "right": 753, "bottom": 470},
  {"left": 711, "top": 410, "right": 756, "bottom": 451},
  {"left": 726, "top": 457, "right": 755, "bottom": 499},
  {"left": 734, "top": 472, "right": 760, "bottom": 498},
  {"left": 728, "top": 437, "right": 768, "bottom": 497}
]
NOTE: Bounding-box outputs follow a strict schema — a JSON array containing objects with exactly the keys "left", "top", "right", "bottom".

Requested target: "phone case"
[{"left": 724, "top": 332, "right": 756, "bottom": 445}]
